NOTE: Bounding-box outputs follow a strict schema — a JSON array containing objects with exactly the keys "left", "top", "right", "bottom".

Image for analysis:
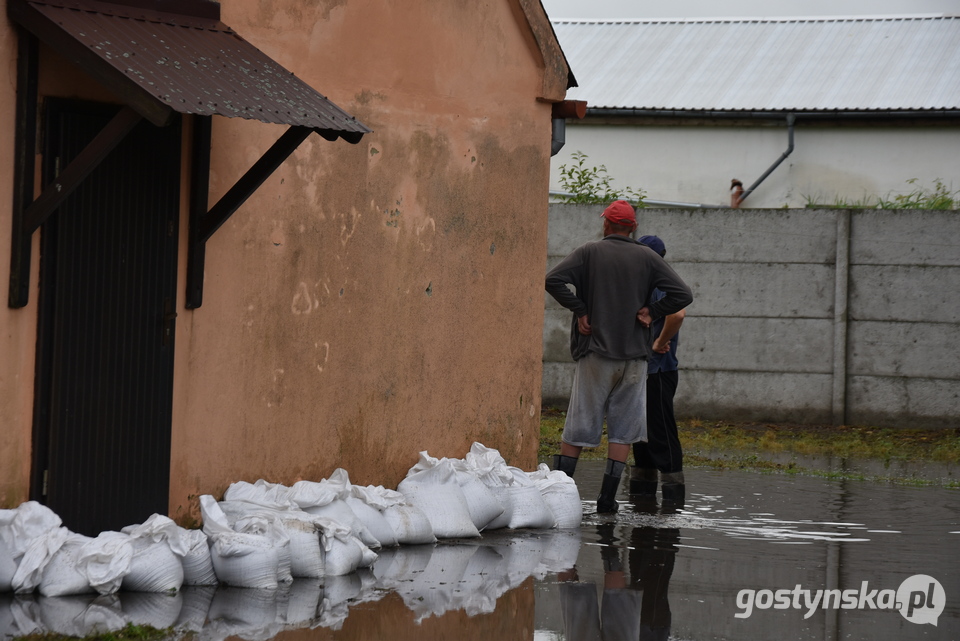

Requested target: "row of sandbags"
[
  {"left": 0, "top": 530, "right": 582, "bottom": 639},
  {"left": 0, "top": 443, "right": 580, "bottom": 596}
]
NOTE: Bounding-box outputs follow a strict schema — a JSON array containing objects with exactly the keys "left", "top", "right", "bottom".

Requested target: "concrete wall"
[
  {"left": 543, "top": 204, "right": 960, "bottom": 428},
  {"left": 0, "top": 0, "right": 569, "bottom": 515},
  {"left": 550, "top": 122, "right": 960, "bottom": 209}
]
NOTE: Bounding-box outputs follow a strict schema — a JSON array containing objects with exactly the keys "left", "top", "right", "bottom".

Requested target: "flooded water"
[{"left": 2, "top": 461, "right": 957, "bottom": 640}]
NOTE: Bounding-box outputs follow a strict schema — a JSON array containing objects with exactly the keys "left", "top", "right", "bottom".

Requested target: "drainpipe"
[
  {"left": 551, "top": 100, "right": 587, "bottom": 157},
  {"left": 737, "top": 114, "right": 795, "bottom": 205}
]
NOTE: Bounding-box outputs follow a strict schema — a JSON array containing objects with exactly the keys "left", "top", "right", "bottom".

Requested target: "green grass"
[
  {"left": 539, "top": 408, "right": 960, "bottom": 485},
  {"left": 13, "top": 623, "right": 177, "bottom": 641}
]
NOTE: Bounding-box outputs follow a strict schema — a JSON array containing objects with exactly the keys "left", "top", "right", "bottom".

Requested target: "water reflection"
[
  {"left": 556, "top": 497, "right": 681, "bottom": 641},
  {"left": 2, "top": 465, "right": 958, "bottom": 640}
]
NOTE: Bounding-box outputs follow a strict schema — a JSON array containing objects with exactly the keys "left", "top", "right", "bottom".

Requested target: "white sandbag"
[
  {"left": 17, "top": 528, "right": 130, "bottom": 596},
  {"left": 12, "top": 527, "right": 72, "bottom": 594},
  {"left": 302, "top": 499, "right": 379, "bottom": 549},
  {"left": 454, "top": 469, "right": 504, "bottom": 531},
  {"left": 504, "top": 467, "right": 555, "bottom": 529},
  {"left": 0, "top": 502, "right": 63, "bottom": 560},
  {"left": 223, "top": 478, "right": 297, "bottom": 507},
  {"left": 321, "top": 533, "right": 372, "bottom": 577},
  {"left": 348, "top": 484, "right": 406, "bottom": 511},
  {"left": 218, "top": 500, "right": 324, "bottom": 579},
  {"left": 381, "top": 503, "right": 436, "bottom": 545},
  {"left": 200, "top": 495, "right": 281, "bottom": 589},
  {"left": 0, "top": 537, "right": 16, "bottom": 592},
  {"left": 398, "top": 459, "right": 479, "bottom": 539},
  {"left": 232, "top": 513, "right": 293, "bottom": 585},
  {"left": 464, "top": 444, "right": 517, "bottom": 530},
  {"left": 179, "top": 529, "right": 217, "bottom": 586},
  {"left": 530, "top": 463, "right": 583, "bottom": 529},
  {"left": 409, "top": 452, "right": 504, "bottom": 531},
  {"left": 76, "top": 532, "right": 134, "bottom": 595},
  {"left": 121, "top": 515, "right": 187, "bottom": 593},
  {"left": 37, "top": 535, "right": 96, "bottom": 597},
  {"left": 1, "top": 502, "right": 64, "bottom": 592},
  {"left": 344, "top": 497, "right": 398, "bottom": 548}
]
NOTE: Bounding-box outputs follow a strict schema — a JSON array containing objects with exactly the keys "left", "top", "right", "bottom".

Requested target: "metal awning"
[
  {"left": 8, "top": 0, "right": 371, "bottom": 309},
  {"left": 7, "top": 0, "right": 371, "bottom": 138}
]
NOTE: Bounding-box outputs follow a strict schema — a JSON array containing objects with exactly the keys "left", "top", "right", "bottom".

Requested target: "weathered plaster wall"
[
  {"left": 550, "top": 122, "right": 960, "bottom": 209},
  {"left": 167, "top": 0, "right": 559, "bottom": 521},
  {"left": 0, "top": 13, "right": 34, "bottom": 508},
  {"left": 543, "top": 205, "right": 960, "bottom": 429}
]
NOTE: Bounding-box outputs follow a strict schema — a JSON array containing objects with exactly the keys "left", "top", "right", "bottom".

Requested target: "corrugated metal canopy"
[
  {"left": 552, "top": 16, "right": 960, "bottom": 113},
  {"left": 9, "top": 0, "right": 370, "bottom": 140}
]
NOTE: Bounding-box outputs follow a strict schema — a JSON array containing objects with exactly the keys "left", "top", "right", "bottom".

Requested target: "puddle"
[{"left": 2, "top": 462, "right": 958, "bottom": 640}]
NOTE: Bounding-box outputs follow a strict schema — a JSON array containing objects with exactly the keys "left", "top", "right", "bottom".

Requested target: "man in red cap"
[{"left": 545, "top": 200, "right": 692, "bottom": 513}]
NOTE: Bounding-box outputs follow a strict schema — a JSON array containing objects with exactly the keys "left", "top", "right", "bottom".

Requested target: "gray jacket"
[{"left": 545, "top": 234, "right": 693, "bottom": 361}]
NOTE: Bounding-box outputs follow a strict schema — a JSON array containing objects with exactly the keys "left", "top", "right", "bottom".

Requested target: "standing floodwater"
[{"left": 2, "top": 462, "right": 957, "bottom": 640}]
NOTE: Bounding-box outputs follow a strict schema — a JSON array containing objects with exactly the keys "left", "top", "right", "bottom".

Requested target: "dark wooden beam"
[
  {"left": 185, "top": 116, "right": 212, "bottom": 309},
  {"left": 22, "top": 106, "right": 142, "bottom": 235},
  {"left": 8, "top": 29, "right": 39, "bottom": 309},
  {"left": 196, "top": 126, "right": 313, "bottom": 243},
  {"left": 186, "top": 125, "right": 313, "bottom": 308}
]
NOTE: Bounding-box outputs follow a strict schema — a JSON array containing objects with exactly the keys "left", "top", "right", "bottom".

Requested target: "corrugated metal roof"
[
  {"left": 11, "top": 0, "right": 370, "bottom": 138},
  {"left": 552, "top": 16, "right": 960, "bottom": 112}
]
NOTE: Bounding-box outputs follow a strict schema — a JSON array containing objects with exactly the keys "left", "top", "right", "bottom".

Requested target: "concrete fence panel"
[{"left": 542, "top": 205, "right": 960, "bottom": 428}]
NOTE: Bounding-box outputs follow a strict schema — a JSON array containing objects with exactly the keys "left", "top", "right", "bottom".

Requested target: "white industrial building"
[{"left": 550, "top": 15, "right": 960, "bottom": 208}]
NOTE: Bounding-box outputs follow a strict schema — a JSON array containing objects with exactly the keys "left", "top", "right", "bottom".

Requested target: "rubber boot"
[
  {"left": 660, "top": 471, "right": 686, "bottom": 511},
  {"left": 596, "top": 459, "right": 626, "bottom": 514},
  {"left": 552, "top": 454, "right": 578, "bottom": 478},
  {"left": 629, "top": 466, "right": 659, "bottom": 496}
]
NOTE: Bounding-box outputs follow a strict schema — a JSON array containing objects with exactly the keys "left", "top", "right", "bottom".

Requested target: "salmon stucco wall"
[
  {"left": 167, "top": 0, "right": 563, "bottom": 522},
  {"left": 0, "top": 15, "right": 36, "bottom": 508}
]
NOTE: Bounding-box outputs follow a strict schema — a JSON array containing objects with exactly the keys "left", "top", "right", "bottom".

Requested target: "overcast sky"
[{"left": 541, "top": 0, "right": 960, "bottom": 20}]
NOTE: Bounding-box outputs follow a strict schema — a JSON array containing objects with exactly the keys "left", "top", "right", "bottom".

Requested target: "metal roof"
[
  {"left": 551, "top": 16, "right": 960, "bottom": 113},
  {"left": 9, "top": 0, "right": 370, "bottom": 139}
]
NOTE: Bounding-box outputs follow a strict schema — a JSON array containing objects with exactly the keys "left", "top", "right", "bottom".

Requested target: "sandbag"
[
  {"left": 1, "top": 502, "right": 63, "bottom": 592},
  {"left": 344, "top": 497, "right": 398, "bottom": 548},
  {"left": 223, "top": 479, "right": 296, "bottom": 507},
  {"left": 408, "top": 452, "right": 503, "bottom": 531},
  {"left": 529, "top": 463, "right": 582, "bottom": 529},
  {"left": 317, "top": 518, "right": 377, "bottom": 577},
  {"left": 0, "top": 537, "right": 16, "bottom": 593},
  {"left": 179, "top": 529, "right": 217, "bottom": 586},
  {"left": 398, "top": 458, "right": 479, "bottom": 539},
  {"left": 302, "top": 499, "right": 379, "bottom": 549},
  {"left": 381, "top": 503, "right": 436, "bottom": 545},
  {"left": 200, "top": 495, "right": 282, "bottom": 589},
  {"left": 464, "top": 444, "right": 517, "bottom": 530},
  {"left": 121, "top": 515, "right": 187, "bottom": 593},
  {"left": 504, "top": 467, "right": 555, "bottom": 529},
  {"left": 15, "top": 528, "right": 133, "bottom": 597},
  {"left": 219, "top": 500, "right": 324, "bottom": 578}
]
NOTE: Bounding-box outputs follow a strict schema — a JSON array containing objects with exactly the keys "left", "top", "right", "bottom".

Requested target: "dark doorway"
[{"left": 33, "top": 99, "right": 181, "bottom": 535}]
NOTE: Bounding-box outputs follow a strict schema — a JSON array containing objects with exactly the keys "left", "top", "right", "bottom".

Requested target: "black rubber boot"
[
  {"left": 552, "top": 454, "right": 578, "bottom": 478},
  {"left": 596, "top": 459, "right": 626, "bottom": 514},
  {"left": 629, "top": 466, "right": 659, "bottom": 496},
  {"left": 660, "top": 471, "right": 686, "bottom": 510}
]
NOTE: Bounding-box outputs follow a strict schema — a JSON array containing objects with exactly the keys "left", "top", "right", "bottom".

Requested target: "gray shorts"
[{"left": 563, "top": 352, "right": 647, "bottom": 447}]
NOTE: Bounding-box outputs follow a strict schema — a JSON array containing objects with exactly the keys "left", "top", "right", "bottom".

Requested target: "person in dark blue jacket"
[{"left": 631, "top": 235, "right": 687, "bottom": 506}]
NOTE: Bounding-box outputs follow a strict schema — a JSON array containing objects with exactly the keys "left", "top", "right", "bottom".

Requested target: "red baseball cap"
[{"left": 601, "top": 200, "right": 636, "bottom": 226}]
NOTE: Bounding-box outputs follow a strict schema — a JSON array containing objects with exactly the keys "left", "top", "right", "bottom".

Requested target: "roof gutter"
[{"left": 584, "top": 108, "right": 960, "bottom": 120}]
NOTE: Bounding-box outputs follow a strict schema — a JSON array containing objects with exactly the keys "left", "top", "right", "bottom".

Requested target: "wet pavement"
[{"left": 2, "top": 461, "right": 958, "bottom": 640}]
